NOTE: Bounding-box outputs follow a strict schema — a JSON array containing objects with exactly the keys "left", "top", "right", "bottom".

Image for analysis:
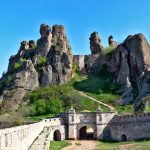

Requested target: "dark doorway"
[
  {"left": 53, "top": 130, "right": 61, "bottom": 141},
  {"left": 103, "top": 128, "right": 111, "bottom": 140},
  {"left": 79, "top": 126, "right": 94, "bottom": 140},
  {"left": 121, "top": 134, "right": 127, "bottom": 141}
]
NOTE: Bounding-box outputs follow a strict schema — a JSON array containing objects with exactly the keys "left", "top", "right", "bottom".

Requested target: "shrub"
[
  {"left": 13, "top": 58, "right": 26, "bottom": 71},
  {"left": 34, "top": 99, "right": 46, "bottom": 115},
  {"left": 14, "top": 62, "right": 22, "bottom": 70},
  {"left": 5, "top": 75, "right": 13, "bottom": 85},
  {"left": 37, "top": 56, "right": 47, "bottom": 67},
  {"left": 72, "top": 64, "right": 77, "bottom": 74},
  {"left": 46, "top": 98, "right": 62, "bottom": 114},
  {"left": 102, "top": 46, "right": 115, "bottom": 55},
  {"left": 31, "top": 45, "right": 37, "bottom": 50}
]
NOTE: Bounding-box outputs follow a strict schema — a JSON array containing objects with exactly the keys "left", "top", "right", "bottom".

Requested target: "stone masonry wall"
[
  {"left": 0, "top": 121, "right": 44, "bottom": 150},
  {"left": 110, "top": 113, "right": 150, "bottom": 141}
]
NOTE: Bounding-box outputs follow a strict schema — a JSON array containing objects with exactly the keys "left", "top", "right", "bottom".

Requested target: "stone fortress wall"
[
  {"left": 110, "top": 113, "right": 150, "bottom": 141},
  {"left": 0, "top": 121, "right": 44, "bottom": 150},
  {"left": 0, "top": 117, "right": 64, "bottom": 150},
  {"left": 1, "top": 110, "right": 150, "bottom": 150}
]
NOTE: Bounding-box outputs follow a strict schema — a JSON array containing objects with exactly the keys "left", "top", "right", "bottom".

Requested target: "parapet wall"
[
  {"left": 0, "top": 121, "right": 45, "bottom": 150},
  {"left": 113, "top": 113, "right": 150, "bottom": 123},
  {"left": 44, "top": 117, "right": 64, "bottom": 126}
]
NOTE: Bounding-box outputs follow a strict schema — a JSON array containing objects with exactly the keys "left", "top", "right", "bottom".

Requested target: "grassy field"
[
  {"left": 96, "top": 139, "right": 150, "bottom": 150},
  {"left": 49, "top": 141, "right": 71, "bottom": 150}
]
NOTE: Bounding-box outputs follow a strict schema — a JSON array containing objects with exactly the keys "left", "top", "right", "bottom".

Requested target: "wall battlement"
[{"left": 113, "top": 113, "right": 150, "bottom": 123}]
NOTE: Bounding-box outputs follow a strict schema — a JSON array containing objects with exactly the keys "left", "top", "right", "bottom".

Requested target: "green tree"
[
  {"left": 34, "top": 99, "right": 46, "bottom": 115},
  {"left": 46, "top": 99, "right": 62, "bottom": 114}
]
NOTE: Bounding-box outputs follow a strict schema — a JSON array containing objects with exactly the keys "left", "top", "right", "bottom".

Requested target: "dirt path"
[
  {"left": 62, "top": 140, "right": 98, "bottom": 150},
  {"left": 78, "top": 91, "right": 116, "bottom": 111}
]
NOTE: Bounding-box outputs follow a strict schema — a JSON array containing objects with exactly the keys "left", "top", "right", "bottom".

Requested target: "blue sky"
[{"left": 0, "top": 0, "right": 150, "bottom": 76}]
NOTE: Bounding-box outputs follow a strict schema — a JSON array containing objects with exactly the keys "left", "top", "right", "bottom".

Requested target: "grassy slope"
[
  {"left": 73, "top": 73, "right": 134, "bottom": 115},
  {"left": 23, "top": 71, "right": 134, "bottom": 122},
  {"left": 49, "top": 141, "right": 71, "bottom": 150},
  {"left": 96, "top": 139, "right": 150, "bottom": 150}
]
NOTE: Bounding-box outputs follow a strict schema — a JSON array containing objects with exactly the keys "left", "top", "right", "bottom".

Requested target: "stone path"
[
  {"left": 78, "top": 91, "right": 116, "bottom": 111},
  {"left": 62, "top": 140, "right": 98, "bottom": 150},
  {"left": 29, "top": 128, "right": 50, "bottom": 150}
]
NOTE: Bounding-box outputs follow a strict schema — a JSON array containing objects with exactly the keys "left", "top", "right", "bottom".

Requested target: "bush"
[
  {"left": 13, "top": 58, "right": 26, "bottom": 71},
  {"left": 34, "top": 99, "right": 46, "bottom": 115},
  {"left": 72, "top": 64, "right": 77, "bottom": 74},
  {"left": 37, "top": 56, "right": 47, "bottom": 67},
  {"left": 102, "top": 46, "right": 115, "bottom": 55},
  {"left": 46, "top": 99, "right": 62, "bottom": 114}
]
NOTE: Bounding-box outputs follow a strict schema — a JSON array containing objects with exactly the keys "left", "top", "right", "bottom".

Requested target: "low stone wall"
[{"left": 0, "top": 121, "right": 44, "bottom": 150}]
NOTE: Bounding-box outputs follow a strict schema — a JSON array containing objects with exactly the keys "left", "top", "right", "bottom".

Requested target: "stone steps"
[{"left": 29, "top": 129, "right": 50, "bottom": 150}]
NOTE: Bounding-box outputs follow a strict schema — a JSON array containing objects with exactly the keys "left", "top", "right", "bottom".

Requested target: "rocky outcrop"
[
  {"left": 89, "top": 32, "right": 103, "bottom": 54},
  {"left": 0, "top": 23, "right": 73, "bottom": 110},
  {"left": 47, "top": 25, "right": 72, "bottom": 84},
  {"left": 40, "top": 65, "right": 52, "bottom": 87},
  {"left": 115, "top": 33, "right": 150, "bottom": 106},
  {"left": 108, "top": 35, "right": 117, "bottom": 47}
]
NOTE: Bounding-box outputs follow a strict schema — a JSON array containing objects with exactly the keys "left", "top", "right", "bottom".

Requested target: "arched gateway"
[
  {"left": 67, "top": 107, "right": 116, "bottom": 140},
  {"left": 53, "top": 130, "right": 61, "bottom": 141},
  {"left": 43, "top": 106, "right": 116, "bottom": 141},
  {"left": 79, "top": 126, "right": 94, "bottom": 140}
]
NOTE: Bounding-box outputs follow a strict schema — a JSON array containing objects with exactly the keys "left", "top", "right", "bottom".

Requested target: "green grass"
[
  {"left": 102, "top": 46, "right": 116, "bottom": 55},
  {"left": 72, "top": 72, "right": 133, "bottom": 115},
  {"left": 22, "top": 70, "right": 133, "bottom": 118},
  {"left": 96, "top": 139, "right": 150, "bottom": 150},
  {"left": 21, "top": 65, "right": 134, "bottom": 119},
  {"left": 49, "top": 141, "right": 71, "bottom": 150},
  {"left": 23, "top": 78, "right": 109, "bottom": 118}
]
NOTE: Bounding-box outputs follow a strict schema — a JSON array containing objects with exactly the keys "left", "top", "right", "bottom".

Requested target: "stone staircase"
[{"left": 28, "top": 127, "right": 50, "bottom": 150}]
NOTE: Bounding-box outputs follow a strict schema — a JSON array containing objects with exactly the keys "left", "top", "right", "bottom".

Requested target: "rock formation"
[
  {"left": 1, "top": 24, "right": 150, "bottom": 112},
  {"left": 89, "top": 32, "right": 103, "bottom": 54},
  {"left": 108, "top": 35, "right": 117, "bottom": 47},
  {"left": 115, "top": 33, "right": 150, "bottom": 107},
  {"left": 0, "top": 23, "right": 73, "bottom": 110}
]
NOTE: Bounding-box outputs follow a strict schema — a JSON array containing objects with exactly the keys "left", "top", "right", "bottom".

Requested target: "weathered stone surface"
[
  {"left": 115, "top": 33, "right": 150, "bottom": 105},
  {"left": 12, "top": 60, "right": 39, "bottom": 90},
  {"left": 48, "top": 47, "right": 72, "bottom": 84},
  {"left": 2, "top": 88, "right": 27, "bottom": 110},
  {"left": 20, "top": 41, "right": 29, "bottom": 50},
  {"left": 40, "top": 24, "right": 51, "bottom": 37},
  {"left": 0, "top": 23, "right": 73, "bottom": 109},
  {"left": 108, "top": 35, "right": 117, "bottom": 47},
  {"left": 89, "top": 32, "right": 103, "bottom": 54},
  {"left": 40, "top": 65, "right": 52, "bottom": 87},
  {"left": 34, "top": 24, "right": 52, "bottom": 60}
]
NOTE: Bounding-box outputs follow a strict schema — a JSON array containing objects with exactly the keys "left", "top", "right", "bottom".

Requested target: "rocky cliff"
[
  {"left": 0, "top": 24, "right": 150, "bottom": 112},
  {"left": 87, "top": 33, "right": 150, "bottom": 110},
  {"left": 0, "top": 24, "right": 73, "bottom": 109}
]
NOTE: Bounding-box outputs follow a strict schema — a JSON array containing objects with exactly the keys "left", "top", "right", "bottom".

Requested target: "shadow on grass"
[
  {"left": 99, "top": 138, "right": 150, "bottom": 144},
  {"left": 73, "top": 71, "right": 119, "bottom": 95}
]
